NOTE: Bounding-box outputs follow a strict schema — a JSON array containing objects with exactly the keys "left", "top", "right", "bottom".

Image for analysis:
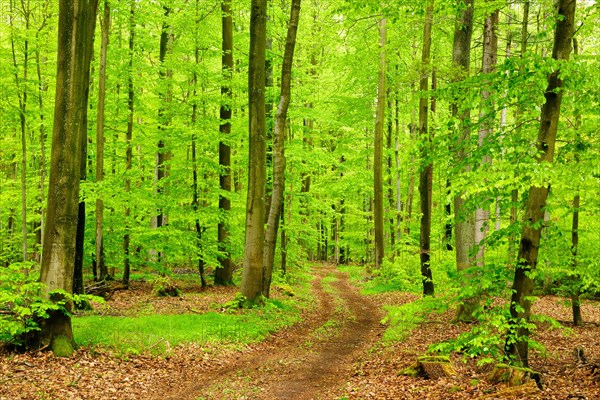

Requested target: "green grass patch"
[{"left": 73, "top": 298, "right": 300, "bottom": 355}]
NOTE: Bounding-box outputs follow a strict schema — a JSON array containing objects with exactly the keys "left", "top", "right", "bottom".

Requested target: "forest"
[{"left": 0, "top": 0, "right": 599, "bottom": 398}]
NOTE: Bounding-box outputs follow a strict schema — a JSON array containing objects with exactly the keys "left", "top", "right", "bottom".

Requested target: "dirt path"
[{"left": 161, "top": 265, "right": 383, "bottom": 400}]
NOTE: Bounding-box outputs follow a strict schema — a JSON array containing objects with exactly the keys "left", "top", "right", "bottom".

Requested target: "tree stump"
[
  {"left": 400, "top": 355, "right": 456, "bottom": 379},
  {"left": 488, "top": 363, "right": 542, "bottom": 388}
]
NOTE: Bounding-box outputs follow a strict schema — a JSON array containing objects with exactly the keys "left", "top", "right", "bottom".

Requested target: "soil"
[{"left": 1, "top": 264, "right": 599, "bottom": 400}]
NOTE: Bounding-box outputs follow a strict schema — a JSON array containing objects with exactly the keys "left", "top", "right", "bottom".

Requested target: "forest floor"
[{"left": 1, "top": 264, "right": 599, "bottom": 399}]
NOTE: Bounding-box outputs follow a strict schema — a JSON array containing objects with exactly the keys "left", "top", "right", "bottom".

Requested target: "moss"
[{"left": 51, "top": 335, "right": 74, "bottom": 357}]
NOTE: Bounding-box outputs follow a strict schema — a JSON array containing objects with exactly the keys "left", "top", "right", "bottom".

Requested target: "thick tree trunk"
[
  {"left": 240, "top": 0, "right": 268, "bottom": 304},
  {"left": 262, "top": 0, "right": 301, "bottom": 298},
  {"left": 418, "top": 0, "right": 434, "bottom": 297},
  {"left": 215, "top": 0, "right": 235, "bottom": 286},
  {"left": 507, "top": 0, "right": 575, "bottom": 366},
  {"left": 39, "top": 0, "right": 99, "bottom": 352},
  {"left": 373, "top": 18, "right": 387, "bottom": 271}
]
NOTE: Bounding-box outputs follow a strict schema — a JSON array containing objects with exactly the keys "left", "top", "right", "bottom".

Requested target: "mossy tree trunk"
[{"left": 38, "top": 0, "right": 99, "bottom": 352}]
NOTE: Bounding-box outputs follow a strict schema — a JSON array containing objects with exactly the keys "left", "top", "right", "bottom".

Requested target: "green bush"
[{"left": 0, "top": 262, "right": 102, "bottom": 347}]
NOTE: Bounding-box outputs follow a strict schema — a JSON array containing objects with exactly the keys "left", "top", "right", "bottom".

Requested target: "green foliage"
[
  {"left": 382, "top": 296, "right": 448, "bottom": 342},
  {"left": 148, "top": 275, "right": 181, "bottom": 297},
  {"left": 0, "top": 263, "right": 51, "bottom": 345},
  {"left": 0, "top": 262, "right": 104, "bottom": 347}
]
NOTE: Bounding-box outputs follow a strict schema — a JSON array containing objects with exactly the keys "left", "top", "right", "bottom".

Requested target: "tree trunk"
[
  {"left": 474, "top": 7, "right": 498, "bottom": 268},
  {"left": 38, "top": 0, "right": 99, "bottom": 352},
  {"left": 262, "top": 0, "right": 301, "bottom": 298},
  {"left": 394, "top": 93, "right": 403, "bottom": 244},
  {"left": 418, "top": 0, "right": 434, "bottom": 297},
  {"left": 95, "top": 0, "right": 110, "bottom": 284},
  {"left": 571, "top": 193, "right": 582, "bottom": 326},
  {"left": 373, "top": 18, "right": 387, "bottom": 271},
  {"left": 9, "top": 1, "right": 29, "bottom": 264},
  {"left": 215, "top": 0, "right": 235, "bottom": 286},
  {"left": 507, "top": 0, "right": 575, "bottom": 366},
  {"left": 153, "top": 5, "right": 173, "bottom": 262},
  {"left": 123, "top": 0, "right": 135, "bottom": 286},
  {"left": 240, "top": 0, "right": 268, "bottom": 304},
  {"left": 450, "top": 0, "right": 475, "bottom": 321},
  {"left": 508, "top": 1, "right": 530, "bottom": 267}
]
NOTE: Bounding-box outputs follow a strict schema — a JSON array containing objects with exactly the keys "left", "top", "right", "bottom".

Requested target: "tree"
[
  {"left": 95, "top": 0, "right": 111, "bottom": 283},
  {"left": 373, "top": 18, "right": 386, "bottom": 271},
  {"left": 262, "top": 0, "right": 301, "bottom": 298},
  {"left": 215, "top": 0, "right": 235, "bottom": 286},
  {"left": 507, "top": 0, "right": 575, "bottom": 367},
  {"left": 240, "top": 0, "right": 268, "bottom": 304},
  {"left": 451, "top": 0, "right": 475, "bottom": 322},
  {"left": 474, "top": 5, "right": 499, "bottom": 268},
  {"left": 123, "top": 0, "right": 135, "bottom": 286},
  {"left": 418, "top": 0, "right": 434, "bottom": 297},
  {"left": 38, "top": 0, "right": 99, "bottom": 353}
]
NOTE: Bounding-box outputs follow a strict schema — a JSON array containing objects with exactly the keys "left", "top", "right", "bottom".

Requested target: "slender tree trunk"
[
  {"left": 571, "top": 193, "right": 582, "bottom": 326},
  {"left": 153, "top": 6, "right": 173, "bottom": 262},
  {"left": 508, "top": 1, "right": 530, "bottom": 266},
  {"left": 38, "top": 0, "right": 98, "bottom": 352},
  {"left": 10, "top": 6, "right": 29, "bottom": 263},
  {"left": 35, "top": 49, "right": 47, "bottom": 263},
  {"left": 95, "top": 0, "right": 110, "bottom": 284},
  {"left": 373, "top": 18, "right": 387, "bottom": 271},
  {"left": 241, "top": 0, "right": 268, "bottom": 304},
  {"left": 215, "top": 0, "right": 235, "bottom": 285},
  {"left": 123, "top": 0, "right": 135, "bottom": 286},
  {"left": 507, "top": 0, "right": 575, "bottom": 366},
  {"left": 386, "top": 94, "right": 395, "bottom": 254},
  {"left": 418, "top": 0, "right": 434, "bottom": 296},
  {"left": 451, "top": 0, "right": 475, "bottom": 321},
  {"left": 474, "top": 7, "right": 498, "bottom": 268},
  {"left": 262, "top": 0, "right": 301, "bottom": 298},
  {"left": 444, "top": 180, "right": 452, "bottom": 250},
  {"left": 570, "top": 38, "right": 582, "bottom": 327},
  {"left": 394, "top": 91, "right": 402, "bottom": 244}
]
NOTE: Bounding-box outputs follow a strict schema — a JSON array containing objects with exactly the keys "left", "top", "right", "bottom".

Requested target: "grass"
[
  {"left": 73, "top": 266, "right": 314, "bottom": 355},
  {"left": 73, "top": 299, "right": 300, "bottom": 355}
]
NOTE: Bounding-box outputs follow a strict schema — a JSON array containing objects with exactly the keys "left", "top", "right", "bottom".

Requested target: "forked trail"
[{"left": 161, "top": 265, "right": 383, "bottom": 400}]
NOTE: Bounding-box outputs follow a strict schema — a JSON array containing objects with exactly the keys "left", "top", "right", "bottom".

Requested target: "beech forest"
[{"left": 0, "top": 0, "right": 599, "bottom": 399}]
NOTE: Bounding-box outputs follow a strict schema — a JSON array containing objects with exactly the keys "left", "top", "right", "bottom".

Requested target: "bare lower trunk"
[{"left": 241, "top": 0, "right": 268, "bottom": 304}]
